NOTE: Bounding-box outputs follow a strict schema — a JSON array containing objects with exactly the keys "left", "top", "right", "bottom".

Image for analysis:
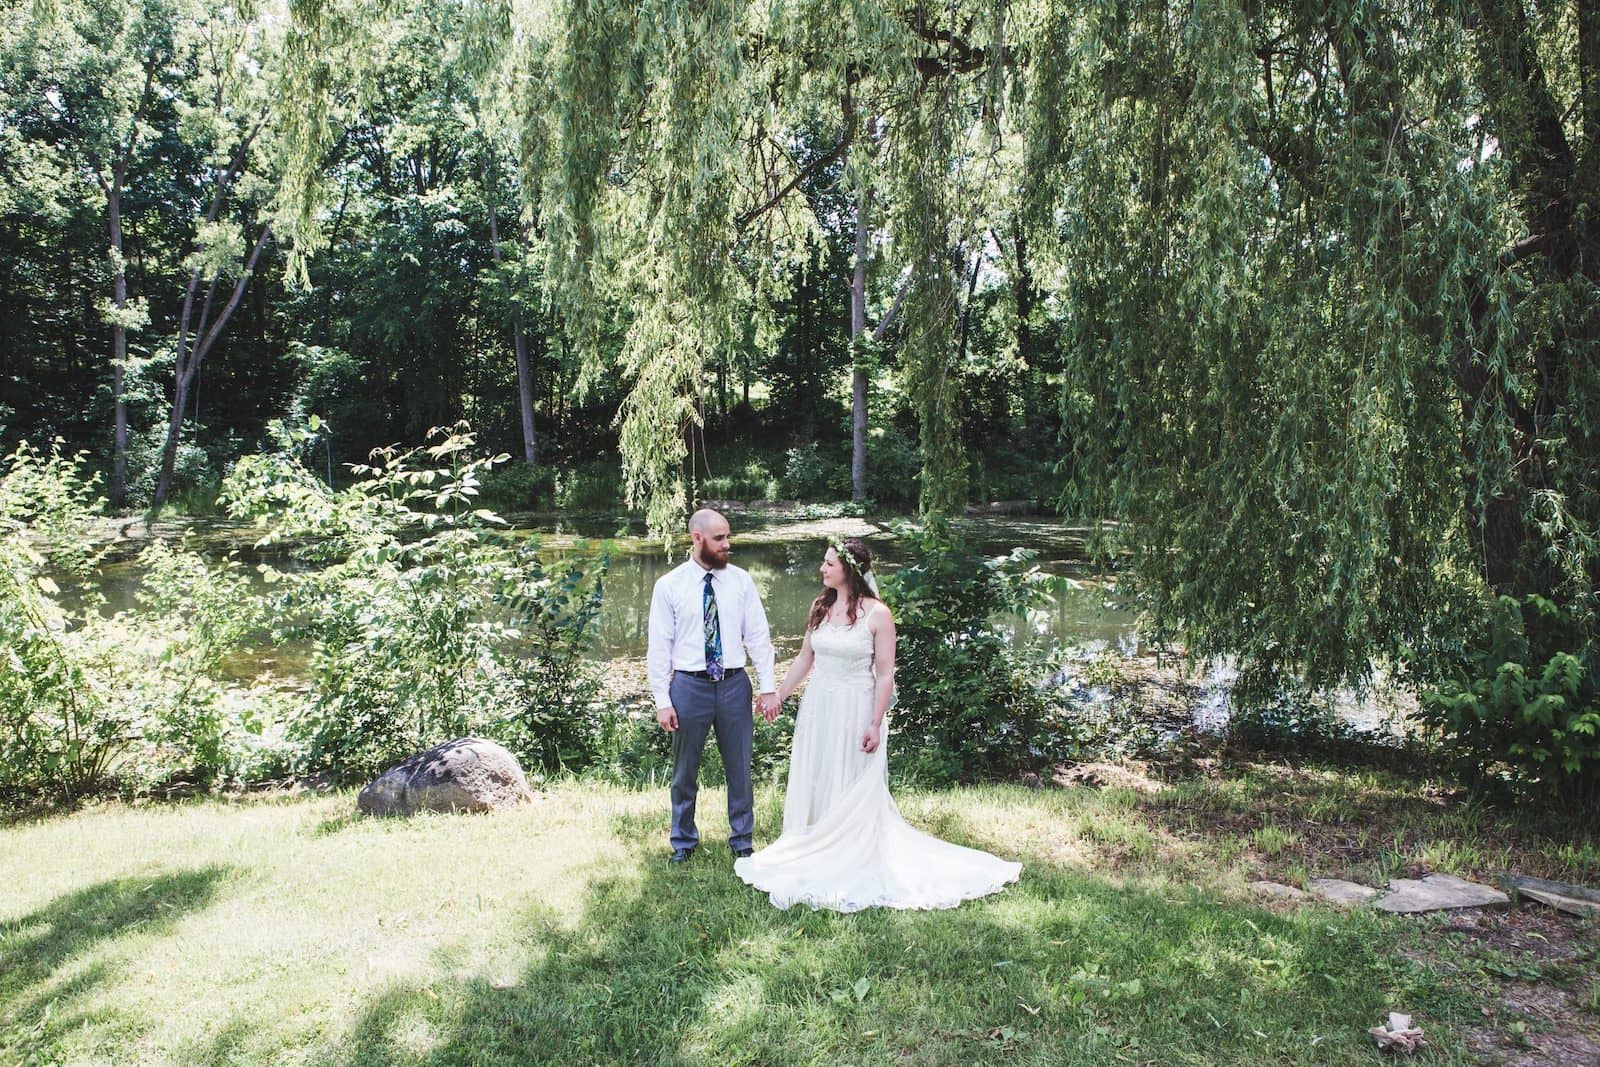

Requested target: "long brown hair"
[{"left": 806, "top": 539, "right": 875, "bottom": 631}]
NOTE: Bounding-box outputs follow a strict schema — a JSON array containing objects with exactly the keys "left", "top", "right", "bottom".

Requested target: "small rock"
[
  {"left": 1374, "top": 874, "right": 1509, "bottom": 914},
  {"left": 1308, "top": 878, "right": 1381, "bottom": 906},
  {"left": 1248, "top": 880, "right": 1309, "bottom": 901},
  {"left": 358, "top": 738, "right": 534, "bottom": 817}
]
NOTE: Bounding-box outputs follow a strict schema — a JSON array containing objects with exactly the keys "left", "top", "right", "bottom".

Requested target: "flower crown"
[{"left": 830, "top": 538, "right": 866, "bottom": 573}]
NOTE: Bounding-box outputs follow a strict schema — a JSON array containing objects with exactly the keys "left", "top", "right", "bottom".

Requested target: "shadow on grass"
[
  {"left": 248, "top": 804, "right": 1457, "bottom": 1067},
  {"left": 0, "top": 866, "right": 233, "bottom": 1051}
]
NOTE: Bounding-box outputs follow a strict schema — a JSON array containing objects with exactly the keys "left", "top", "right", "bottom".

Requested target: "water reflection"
[
  {"left": 83, "top": 519, "right": 1140, "bottom": 664},
  {"left": 547, "top": 540, "right": 1138, "bottom": 660}
]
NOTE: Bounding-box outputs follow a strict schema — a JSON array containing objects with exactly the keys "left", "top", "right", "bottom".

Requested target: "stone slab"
[
  {"left": 1308, "top": 878, "right": 1380, "bottom": 906},
  {"left": 1507, "top": 874, "right": 1600, "bottom": 917},
  {"left": 1374, "top": 873, "right": 1509, "bottom": 914}
]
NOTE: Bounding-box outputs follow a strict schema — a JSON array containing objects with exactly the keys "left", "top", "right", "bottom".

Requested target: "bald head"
[
  {"left": 688, "top": 509, "right": 726, "bottom": 536},
  {"left": 689, "top": 509, "right": 731, "bottom": 569}
]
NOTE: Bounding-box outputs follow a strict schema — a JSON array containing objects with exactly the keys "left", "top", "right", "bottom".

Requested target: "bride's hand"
[{"left": 861, "top": 723, "right": 881, "bottom": 753}]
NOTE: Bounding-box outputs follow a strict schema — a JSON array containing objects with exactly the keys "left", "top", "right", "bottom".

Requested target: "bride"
[{"left": 734, "top": 538, "right": 1021, "bottom": 911}]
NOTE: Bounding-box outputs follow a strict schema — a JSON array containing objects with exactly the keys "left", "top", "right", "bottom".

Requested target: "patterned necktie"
[{"left": 702, "top": 571, "right": 724, "bottom": 681}]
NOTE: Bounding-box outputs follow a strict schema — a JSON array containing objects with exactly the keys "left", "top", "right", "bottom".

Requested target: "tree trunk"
[
  {"left": 849, "top": 186, "right": 870, "bottom": 502},
  {"left": 101, "top": 54, "right": 160, "bottom": 511},
  {"left": 485, "top": 170, "right": 538, "bottom": 465},
  {"left": 152, "top": 225, "right": 271, "bottom": 507},
  {"left": 512, "top": 323, "right": 537, "bottom": 464},
  {"left": 107, "top": 183, "right": 130, "bottom": 510}
]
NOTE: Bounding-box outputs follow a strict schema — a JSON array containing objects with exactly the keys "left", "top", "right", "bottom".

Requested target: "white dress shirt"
[{"left": 647, "top": 558, "right": 777, "bottom": 708}]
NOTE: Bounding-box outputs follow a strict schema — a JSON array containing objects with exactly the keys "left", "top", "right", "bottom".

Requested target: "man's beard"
[{"left": 696, "top": 545, "right": 730, "bottom": 570}]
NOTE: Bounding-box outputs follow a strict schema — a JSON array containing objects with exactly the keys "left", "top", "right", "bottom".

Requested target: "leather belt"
[{"left": 677, "top": 667, "right": 745, "bottom": 680}]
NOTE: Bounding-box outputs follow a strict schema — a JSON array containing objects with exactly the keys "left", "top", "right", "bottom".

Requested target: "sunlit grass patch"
[{"left": 5, "top": 776, "right": 1590, "bottom": 1065}]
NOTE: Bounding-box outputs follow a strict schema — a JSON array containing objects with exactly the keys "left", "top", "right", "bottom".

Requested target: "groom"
[{"left": 648, "top": 508, "right": 780, "bottom": 864}]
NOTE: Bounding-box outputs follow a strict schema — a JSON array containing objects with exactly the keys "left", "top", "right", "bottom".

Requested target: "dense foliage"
[
  {"left": 882, "top": 519, "right": 1072, "bottom": 782},
  {"left": 221, "top": 421, "right": 611, "bottom": 781},
  {"left": 1029, "top": 0, "right": 1600, "bottom": 792},
  {"left": 0, "top": 442, "right": 269, "bottom": 798},
  {"left": 5, "top": 0, "right": 1599, "bottom": 795},
  {"left": 0, "top": 427, "right": 616, "bottom": 802}
]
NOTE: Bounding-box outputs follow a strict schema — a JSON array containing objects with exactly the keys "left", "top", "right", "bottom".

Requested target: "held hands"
[
  {"left": 861, "top": 722, "right": 882, "bottom": 753},
  {"left": 755, "top": 693, "right": 780, "bottom": 723}
]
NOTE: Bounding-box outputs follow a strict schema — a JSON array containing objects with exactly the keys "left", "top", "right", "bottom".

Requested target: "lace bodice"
[{"left": 808, "top": 608, "right": 878, "bottom": 688}]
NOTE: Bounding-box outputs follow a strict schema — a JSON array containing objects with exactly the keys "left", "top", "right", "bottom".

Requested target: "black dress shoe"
[
  {"left": 732, "top": 847, "right": 753, "bottom": 859},
  {"left": 668, "top": 847, "right": 695, "bottom": 864}
]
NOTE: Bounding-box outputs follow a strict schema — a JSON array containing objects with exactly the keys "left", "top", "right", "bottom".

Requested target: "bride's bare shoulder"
[{"left": 865, "top": 597, "right": 894, "bottom": 625}]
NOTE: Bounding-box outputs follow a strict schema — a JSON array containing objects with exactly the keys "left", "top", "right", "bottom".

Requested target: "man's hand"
[
  {"left": 755, "top": 693, "right": 780, "bottom": 723},
  {"left": 656, "top": 705, "right": 679, "bottom": 732}
]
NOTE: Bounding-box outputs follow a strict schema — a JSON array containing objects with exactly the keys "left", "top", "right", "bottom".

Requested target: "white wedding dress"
[{"left": 734, "top": 606, "right": 1022, "bottom": 912}]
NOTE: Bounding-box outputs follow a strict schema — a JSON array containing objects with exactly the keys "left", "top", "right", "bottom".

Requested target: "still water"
[
  {"left": 87, "top": 517, "right": 1138, "bottom": 663},
  {"left": 554, "top": 539, "right": 1135, "bottom": 660}
]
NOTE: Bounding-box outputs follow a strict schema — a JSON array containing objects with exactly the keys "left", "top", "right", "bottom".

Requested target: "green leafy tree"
[{"left": 1025, "top": 0, "right": 1599, "bottom": 789}]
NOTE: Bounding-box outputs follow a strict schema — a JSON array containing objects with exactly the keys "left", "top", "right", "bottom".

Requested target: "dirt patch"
[
  {"left": 1421, "top": 906, "right": 1600, "bottom": 1066},
  {"left": 1464, "top": 990, "right": 1600, "bottom": 1067},
  {"left": 1443, "top": 907, "right": 1597, "bottom": 967},
  {"left": 1055, "top": 761, "right": 1170, "bottom": 795}
]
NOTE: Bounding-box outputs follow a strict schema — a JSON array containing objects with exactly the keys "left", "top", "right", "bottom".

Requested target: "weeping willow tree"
[
  {"left": 277, "top": 0, "right": 1013, "bottom": 534},
  {"left": 1024, "top": 0, "right": 1599, "bottom": 785},
  {"left": 275, "top": 0, "right": 1597, "bottom": 784}
]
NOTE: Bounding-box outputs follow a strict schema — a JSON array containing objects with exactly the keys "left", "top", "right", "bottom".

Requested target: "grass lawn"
[{"left": 3, "top": 766, "right": 1597, "bottom": 1065}]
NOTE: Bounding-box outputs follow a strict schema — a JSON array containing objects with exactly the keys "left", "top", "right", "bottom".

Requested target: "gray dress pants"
[{"left": 668, "top": 668, "right": 754, "bottom": 852}]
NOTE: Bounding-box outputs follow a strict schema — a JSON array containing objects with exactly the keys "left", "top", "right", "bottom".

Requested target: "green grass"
[{"left": 0, "top": 774, "right": 1568, "bottom": 1066}]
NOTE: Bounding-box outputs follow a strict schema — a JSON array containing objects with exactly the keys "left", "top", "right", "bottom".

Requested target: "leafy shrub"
[
  {"left": 125, "top": 424, "right": 217, "bottom": 511},
  {"left": 0, "top": 442, "right": 276, "bottom": 800},
  {"left": 701, "top": 457, "right": 781, "bottom": 501},
  {"left": 553, "top": 460, "right": 624, "bottom": 512},
  {"left": 1420, "top": 594, "right": 1600, "bottom": 796},
  {"left": 478, "top": 461, "right": 555, "bottom": 513},
  {"left": 596, "top": 706, "right": 796, "bottom": 788},
  {"left": 881, "top": 518, "right": 1066, "bottom": 783},
  {"left": 792, "top": 500, "right": 870, "bottom": 520},
  {"left": 222, "top": 420, "right": 611, "bottom": 782},
  {"left": 865, "top": 424, "right": 923, "bottom": 508},
  {"left": 782, "top": 443, "right": 840, "bottom": 499},
  {"left": 0, "top": 443, "right": 123, "bottom": 799},
  {"left": 122, "top": 540, "right": 264, "bottom": 786}
]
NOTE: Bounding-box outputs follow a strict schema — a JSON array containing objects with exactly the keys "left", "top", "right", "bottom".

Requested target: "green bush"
[
  {"left": 0, "top": 444, "right": 266, "bottom": 800},
  {"left": 123, "top": 540, "right": 265, "bottom": 787},
  {"left": 595, "top": 706, "right": 796, "bottom": 788},
  {"left": 223, "top": 420, "right": 612, "bottom": 782},
  {"left": 782, "top": 443, "right": 841, "bottom": 499},
  {"left": 701, "top": 456, "right": 781, "bottom": 502},
  {"left": 1420, "top": 594, "right": 1600, "bottom": 796},
  {"left": 0, "top": 443, "right": 121, "bottom": 799},
  {"left": 865, "top": 424, "right": 923, "bottom": 508},
  {"left": 477, "top": 461, "right": 555, "bottom": 513},
  {"left": 553, "top": 460, "right": 624, "bottom": 512},
  {"left": 880, "top": 518, "right": 1066, "bottom": 783}
]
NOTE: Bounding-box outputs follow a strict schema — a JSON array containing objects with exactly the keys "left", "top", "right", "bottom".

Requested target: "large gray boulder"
[{"left": 358, "top": 738, "right": 534, "bottom": 817}]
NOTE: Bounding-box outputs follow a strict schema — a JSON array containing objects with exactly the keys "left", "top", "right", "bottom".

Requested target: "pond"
[
  {"left": 553, "top": 537, "right": 1136, "bottom": 660},
  {"left": 79, "top": 513, "right": 1411, "bottom": 741},
  {"left": 85, "top": 514, "right": 1140, "bottom": 662}
]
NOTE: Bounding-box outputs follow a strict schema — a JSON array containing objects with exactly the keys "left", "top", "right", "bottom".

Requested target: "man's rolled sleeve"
[
  {"left": 647, "top": 577, "right": 675, "bottom": 708},
  {"left": 743, "top": 575, "right": 777, "bottom": 693}
]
